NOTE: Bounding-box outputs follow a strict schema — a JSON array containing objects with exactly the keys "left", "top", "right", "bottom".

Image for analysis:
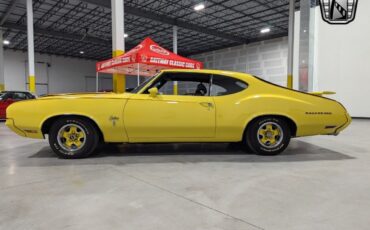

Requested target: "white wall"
[
  {"left": 313, "top": 2, "right": 370, "bottom": 117},
  {"left": 3, "top": 50, "right": 97, "bottom": 94},
  {"left": 191, "top": 37, "right": 289, "bottom": 86},
  {"left": 3, "top": 50, "right": 140, "bottom": 95}
]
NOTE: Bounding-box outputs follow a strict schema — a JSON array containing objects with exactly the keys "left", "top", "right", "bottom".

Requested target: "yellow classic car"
[{"left": 5, "top": 69, "right": 351, "bottom": 158}]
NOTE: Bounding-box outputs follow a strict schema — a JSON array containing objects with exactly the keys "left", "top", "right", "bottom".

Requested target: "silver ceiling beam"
[
  {"left": 3, "top": 22, "right": 110, "bottom": 44},
  {"left": 0, "top": 0, "right": 19, "bottom": 25},
  {"left": 80, "top": 0, "right": 248, "bottom": 43}
]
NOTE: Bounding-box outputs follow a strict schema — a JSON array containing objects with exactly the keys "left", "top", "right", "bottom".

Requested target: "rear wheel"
[
  {"left": 48, "top": 117, "right": 99, "bottom": 159},
  {"left": 245, "top": 117, "right": 291, "bottom": 156}
]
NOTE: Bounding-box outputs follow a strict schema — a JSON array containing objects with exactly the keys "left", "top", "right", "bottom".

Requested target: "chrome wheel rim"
[
  {"left": 57, "top": 124, "right": 86, "bottom": 152},
  {"left": 257, "top": 122, "right": 284, "bottom": 148}
]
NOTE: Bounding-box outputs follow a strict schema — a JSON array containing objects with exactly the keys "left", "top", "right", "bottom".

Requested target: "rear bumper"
[{"left": 334, "top": 112, "right": 351, "bottom": 135}]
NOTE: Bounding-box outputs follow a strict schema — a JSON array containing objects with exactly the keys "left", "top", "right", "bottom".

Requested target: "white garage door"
[{"left": 85, "top": 76, "right": 113, "bottom": 92}]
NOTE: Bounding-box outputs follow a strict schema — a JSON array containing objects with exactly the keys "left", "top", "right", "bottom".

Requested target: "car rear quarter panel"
[
  {"left": 6, "top": 97, "right": 128, "bottom": 142},
  {"left": 260, "top": 87, "right": 347, "bottom": 136},
  {"left": 213, "top": 92, "right": 302, "bottom": 140},
  {"left": 213, "top": 81, "right": 349, "bottom": 140}
]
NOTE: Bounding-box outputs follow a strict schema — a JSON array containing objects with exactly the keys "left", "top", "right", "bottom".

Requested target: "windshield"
[
  {"left": 131, "top": 73, "right": 159, "bottom": 93},
  {"left": 0, "top": 92, "right": 5, "bottom": 100}
]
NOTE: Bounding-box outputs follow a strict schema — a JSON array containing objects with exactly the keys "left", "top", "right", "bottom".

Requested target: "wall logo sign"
[{"left": 319, "top": 0, "right": 358, "bottom": 24}]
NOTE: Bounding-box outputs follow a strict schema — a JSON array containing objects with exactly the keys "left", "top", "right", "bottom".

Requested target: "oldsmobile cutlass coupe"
[{"left": 6, "top": 69, "right": 351, "bottom": 158}]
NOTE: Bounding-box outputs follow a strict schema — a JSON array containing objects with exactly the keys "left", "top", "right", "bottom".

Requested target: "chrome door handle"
[{"left": 199, "top": 102, "right": 213, "bottom": 108}]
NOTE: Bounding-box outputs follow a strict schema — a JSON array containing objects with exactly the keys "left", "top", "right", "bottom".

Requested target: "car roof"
[{"left": 161, "top": 69, "right": 256, "bottom": 82}]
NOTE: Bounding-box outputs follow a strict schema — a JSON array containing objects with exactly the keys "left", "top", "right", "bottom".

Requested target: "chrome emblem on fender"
[{"left": 319, "top": 0, "right": 358, "bottom": 24}]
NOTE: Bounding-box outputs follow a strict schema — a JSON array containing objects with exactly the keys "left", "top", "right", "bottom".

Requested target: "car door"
[
  {"left": 0, "top": 100, "right": 6, "bottom": 118},
  {"left": 0, "top": 93, "right": 14, "bottom": 118},
  {"left": 0, "top": 93, "right": 8, "bottom": 118},
  {"left": 124, "top": 72, "right": 216, "bottom": 140}
]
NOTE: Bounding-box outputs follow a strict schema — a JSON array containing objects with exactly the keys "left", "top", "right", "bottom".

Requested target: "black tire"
[
  {"left": 48, "top": 117, "right": 99, "bottom": 159},
  {"left": 245, "top": 117, "right": 291, "bottom": 156}
]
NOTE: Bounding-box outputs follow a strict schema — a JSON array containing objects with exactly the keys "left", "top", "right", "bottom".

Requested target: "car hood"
[{"left": 37, "top": 92, "right": 133, "bottom": 100}]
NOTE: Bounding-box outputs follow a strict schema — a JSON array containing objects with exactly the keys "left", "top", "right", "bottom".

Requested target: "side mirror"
[{"left": 148, "top": 87, "right": 158, "bottom": 97}]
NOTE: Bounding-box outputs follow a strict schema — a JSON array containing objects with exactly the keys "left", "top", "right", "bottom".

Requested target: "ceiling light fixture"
[
  {"left": 260, "top": 28, "right": 271, "bottom": 34},
  {"left": 194, "top": 3, "right": 205, "bottom": 11},
  {"left": 3, "top": 40, "right": 10, "bottom": 45},
  {"left": 79, "top": 51, "right": 84, "bottom": 54}
]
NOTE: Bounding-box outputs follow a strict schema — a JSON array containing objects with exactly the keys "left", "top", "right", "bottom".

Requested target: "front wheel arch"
[{"left": 41, "top": 115, "right": 104, "bottom": 142}]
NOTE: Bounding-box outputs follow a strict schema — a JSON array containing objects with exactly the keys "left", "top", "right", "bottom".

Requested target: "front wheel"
[
  {"left": 245, "top": 117, "right": 291, "bottom": 156},
  {"left": 48, "top": 117, "right": 99, "bottom": 159}
]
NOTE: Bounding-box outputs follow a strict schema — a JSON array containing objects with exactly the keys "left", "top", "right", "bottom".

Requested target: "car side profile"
[
  {"left": 5, "top": 69, "right": 351, "bottom": 158},
  {"left": 0, "top": 91, "right": 35, "bottom": 120}
]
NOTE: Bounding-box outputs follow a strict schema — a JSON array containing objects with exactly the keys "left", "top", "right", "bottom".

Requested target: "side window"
[
  {"left": 144, "top": 72, "right": 211, "bottom": 96},
  {"left": 6, "top": 93, "right": 14, "bottom": 100},
  {"left": 26, "top": 93, "right": 35, "bottom": 99},
  {"left": 1, "top": 93, "right": 9, "bottom": 100},
  {"left": 211, "top": 75, "right": 248, "bottom": 96},
  {"left": 13, "top": 92, "right": 27, "bottom": 100}
]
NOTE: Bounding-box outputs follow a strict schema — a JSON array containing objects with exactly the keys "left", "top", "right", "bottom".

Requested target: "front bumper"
[
  {"left": 5, "top": 118, "right": 27, "bottom": 137},
  {"left": 6, "top": 118, "right": 44, "bottom": 139}
]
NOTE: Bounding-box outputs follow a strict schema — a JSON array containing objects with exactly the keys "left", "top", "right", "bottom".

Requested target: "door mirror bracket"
[{"left": 148, "top": 87, "right": 158, "bottom": 97}]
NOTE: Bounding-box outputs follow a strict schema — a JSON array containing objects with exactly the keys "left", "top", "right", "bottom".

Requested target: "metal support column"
[
  {"left": 111, "top": 0, "right": 125, "bottom": 93},
  {"left": 173, "top": 25, "right": 178, "bottom": 95},
  {"left": 298, "top": 0, "right": 316, "bottom": 92},
  {"left": 137, "top": 63, "right": 140, "bottom": 86},
  {"left": 26, "top": 0, "right": 36, "bottom": 93},
  {"left": 96, "top": 72, "right": 99, "bottom": 92},
  {"left": 0, "top": 31, "right": 5, "bottom": 91},
  {"left": 287, "top": 0, "right": 295, "bottom": 89},
  {"left": 173, "top": 25, "right": 178, "bottom": 54}
]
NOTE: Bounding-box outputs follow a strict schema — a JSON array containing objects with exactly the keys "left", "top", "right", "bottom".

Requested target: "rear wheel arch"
[
  {"left": 243, "top": 114, "right": 297, "bottom": 139},
  {"left": 41, "top": 115, "right": 104, "bottom": 142}
]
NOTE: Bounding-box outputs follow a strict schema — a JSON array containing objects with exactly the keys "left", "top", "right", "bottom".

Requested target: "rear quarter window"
[{"left": 211, "top": 75, "right": 248, "bottom": 96}]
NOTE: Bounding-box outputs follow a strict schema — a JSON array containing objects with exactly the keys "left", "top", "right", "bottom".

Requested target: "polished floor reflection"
[{"left": 0, "top": 120, "right": 369, "bottom": 230}]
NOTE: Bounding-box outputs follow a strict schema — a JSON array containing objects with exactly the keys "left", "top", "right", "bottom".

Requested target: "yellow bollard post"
[
  {"left": 287, "top": 74, "right": 293, "bottom": 89},
  {"left": 112, "top": 50, "right": 125, "bottom": 93},
  {"left": 29, "top": 75, "right": 36, "bottom": 93}
]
